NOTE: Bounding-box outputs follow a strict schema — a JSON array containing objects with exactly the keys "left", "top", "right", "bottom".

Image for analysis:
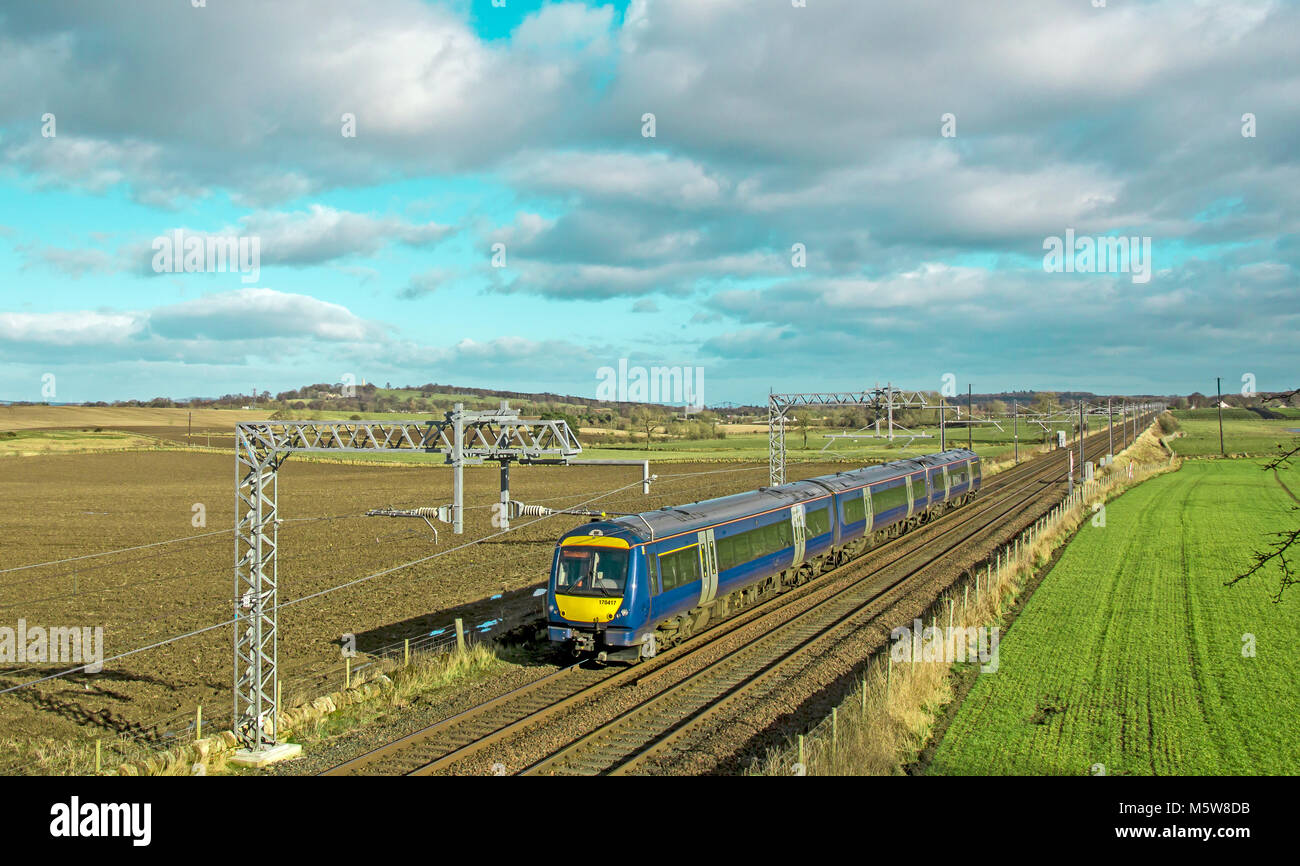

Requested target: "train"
[{"left": 546, "top": 449, "right": 982, "bottom": 662}]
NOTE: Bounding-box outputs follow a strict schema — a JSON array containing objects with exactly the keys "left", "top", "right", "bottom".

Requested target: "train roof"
[{"left": 577, "top": 449, "right": 978, "bottom": 543}]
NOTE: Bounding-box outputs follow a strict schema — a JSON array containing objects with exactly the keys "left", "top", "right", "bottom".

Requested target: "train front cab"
[{"left": 547, "top": 533, "right": 650, "bottom": 662}]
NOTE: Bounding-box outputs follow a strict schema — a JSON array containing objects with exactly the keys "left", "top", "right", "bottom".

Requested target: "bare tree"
[
  {"left": 1228, "top": 387, "right": 1300, "bottom": 601},
  {"left": 633, "top": 408, "right": 659, "bottom": 443}
]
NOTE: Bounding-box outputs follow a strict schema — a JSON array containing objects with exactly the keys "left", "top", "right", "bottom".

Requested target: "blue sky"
[{"left": 0, "top": 0, "right": 1297, "bottom": 404}]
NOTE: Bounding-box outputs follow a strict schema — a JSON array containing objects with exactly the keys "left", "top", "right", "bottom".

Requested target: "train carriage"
[{"left": 547, "top": 449, "right": 981, "bottom": 662}]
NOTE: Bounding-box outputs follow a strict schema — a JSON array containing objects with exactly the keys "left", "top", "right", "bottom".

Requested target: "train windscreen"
[{"left": 556, "top": 547, "right": 630, "bottom": 595}]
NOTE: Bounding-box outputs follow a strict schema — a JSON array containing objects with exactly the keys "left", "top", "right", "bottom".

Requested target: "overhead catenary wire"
[
  {"left": 0, "top": 454, "right": 894, "bottom": 698},
  {"left": 0, "top": 475, "right": 652, "bottom": 696},
  {"left": 0, "top": 514, "right": 368, "bottom": 604},
  {"left": 281, "top": 475, "right": 651, "bottom": 608},
  {"left": 0, "top": 527, "right": 233, "bottom": 576},
  {"left": 0, "top": 513, "right": 365, "bottom": 580},
  {"left": 0, "top": 459, "right": 863, "bottom": 616}
]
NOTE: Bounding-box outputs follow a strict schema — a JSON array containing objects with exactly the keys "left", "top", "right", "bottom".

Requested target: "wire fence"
[
  {"left": 756, "top": 443, "right": 1170, "bottom": 776},
  {"left": 0, "top": 445, "right": 1062, "bottom": 773},
  {"left": 6, "top": 612, "right": 491, "bottom": 775}
]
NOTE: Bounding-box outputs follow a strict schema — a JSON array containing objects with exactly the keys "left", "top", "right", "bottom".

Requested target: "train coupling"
[{"left": 597, "top": 646, "right": 642, "bottom": 663}]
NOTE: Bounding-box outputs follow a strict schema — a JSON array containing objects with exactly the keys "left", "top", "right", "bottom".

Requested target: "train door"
[
  {"left": 863, "top": 485, "right": 874, "bottom": 534},
  {"left": 940, "top": 466, "right": 950, "bottom": 500},
  {"left": 905, "top": 477, "right": 915, "bottom": 519},
  {"left": 790, "top": 503, "right": 807, "bottom": 567},
  {"left": 697, "top": 528, "right": 718, "bottom": 606}
]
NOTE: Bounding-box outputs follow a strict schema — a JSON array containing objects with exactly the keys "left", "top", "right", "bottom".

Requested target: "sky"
[{"left": 0, "top": 0, "right": 1296, "bottom": 405}]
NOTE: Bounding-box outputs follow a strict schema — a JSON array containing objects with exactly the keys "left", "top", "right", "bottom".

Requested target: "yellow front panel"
[
  {"left": 555, "top": 593, "right": 622, "bottom": 623},
  {"left": 560, "top": 535, "right": 630, "bottom": 549}
]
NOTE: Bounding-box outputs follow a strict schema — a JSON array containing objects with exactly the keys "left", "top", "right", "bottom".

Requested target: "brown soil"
[{"left": 0, "top": 449, "right": 859, "bottom": 764}]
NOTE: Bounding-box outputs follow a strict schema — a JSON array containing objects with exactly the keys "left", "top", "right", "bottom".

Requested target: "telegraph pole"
[
  {"left": 1013, "top": 400, "right": 1019, "bottom": 464},
  {"left": 939, "top": 397, "right": 946, "bottom": 451},
  {"left": 967, "top": 384, "right": 973, "bottom": 450},
  {"left": 1216, "top": 377, "right": 1225, "bottom": 457},
  {"left": 1078, "top": 400, "right": 1085, "bottom": 485},
  {"left": 452, "top": 402, "right": 465, "bottom": 534},
  {"left": 1107, "top": 397, "right": 1113, "bottom": 458}
]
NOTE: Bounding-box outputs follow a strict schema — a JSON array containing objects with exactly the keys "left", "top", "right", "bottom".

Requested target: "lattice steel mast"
[{"left": 232, "top": 402, "right": 580, "bottom": 759}]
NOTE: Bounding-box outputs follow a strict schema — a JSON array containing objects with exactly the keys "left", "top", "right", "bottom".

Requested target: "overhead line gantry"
[{"left": 232, "top": 402, "right": 579, "bottom": 762}]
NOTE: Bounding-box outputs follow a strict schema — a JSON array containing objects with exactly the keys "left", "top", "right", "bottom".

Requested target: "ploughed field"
[{"left": 0, "top": 449, "right": 861, "bottom": 763}]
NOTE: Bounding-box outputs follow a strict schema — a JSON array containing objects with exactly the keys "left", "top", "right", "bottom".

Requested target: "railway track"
[{"left": 322, "top": 418, "right": 1152, "bottom": 776}]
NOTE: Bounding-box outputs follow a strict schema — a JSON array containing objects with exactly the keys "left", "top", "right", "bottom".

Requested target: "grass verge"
[
  {"left": 1, "top": 643, "right": 502, "bottom": 776},
  {"left": 748, "top": 420, "right": 1177, "bottom": 776}
]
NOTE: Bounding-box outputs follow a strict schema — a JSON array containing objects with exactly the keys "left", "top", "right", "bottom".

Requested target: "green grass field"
[
  {"left": 929, "top": 459, "right": 1300, "bottom": 775},
  {"left": 1169, "top": 408, "right": 1300, "bottom": 457},
  {"left": 0, "top": 429, "right": 159, "bottom": 455}
]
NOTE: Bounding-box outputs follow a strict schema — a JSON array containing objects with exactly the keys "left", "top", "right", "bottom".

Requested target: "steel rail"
[
  {"left": 320, "top": 417, "right": 1149, "bottom": 775},
  {"left": 524, "top": 418, "right": 1148, "bottom": 775}
]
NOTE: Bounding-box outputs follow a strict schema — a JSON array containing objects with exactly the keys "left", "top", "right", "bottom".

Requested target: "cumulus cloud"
[
  {"left": 17, "top": 244, "right": 116, "bottom": 278},
  {"left": 239, "top": 206, "right": 454, "bottom": 266},
  {"left": 507, "top": 150, "right": 726, "bottom": 209},
  {"left": 398, "top": 268, "right": 454, "bottom": 299},
  {"left": 147, "top": 289, "right": 382, "bottom": 342},
  {"left": 0, "top": 310, "right": 144, "bottom": 346},
  {"left": 2, "top": 0, "right": 1298, "bottom": 397},
  {"left": 0, "top": 0, "right": 621, "bottom": 204},
  {"left": 16, "top": 206, "right": 457, "bottom": 278},
  {"left": 0, "top": 289, "right": 382, "bottom": 362}
]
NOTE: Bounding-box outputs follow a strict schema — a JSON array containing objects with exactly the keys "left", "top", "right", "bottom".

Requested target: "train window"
[
  {"left": 556, "top": 547, "right": 630, "bottom": 596},
  {"left": 972, "top": 460, "right": 981, "bottom": 480},
  {"left": 951, "top": 465, "right": 966, "bottom": 486},
  {"left": 910, "top": 474, "right": 926, "bottom": 500},
  {"left": 658, "top": 545, "right": 700, "bottom": 593},
  {"left": 806, "top": 506, "right": 831, "bottom": 537},
  {"left": 717, "top": 517, "right": 795, "bottom": 571},
  {"left": 843, "top": 493, "right": 867, "bottom": 524},
  {"left": 874, "top": 482, "right": 907, "bottom": 513},
  {"left": 648, "top": 550, "right": 662, "bottom": 594},
  {"left": 716, "top": 531, "right": 752, "bottom": 572}
]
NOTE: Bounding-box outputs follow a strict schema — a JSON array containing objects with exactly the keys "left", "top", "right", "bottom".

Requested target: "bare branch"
[
  {"left": 1262, "top": 441, "right": 1300, "bottom": 472},
  {"left": 1226, "top": 509, "right": 1300, "bottom": 602},
  {"left": 1229, "top": 389, "right": 1299, "bottom": 599}
]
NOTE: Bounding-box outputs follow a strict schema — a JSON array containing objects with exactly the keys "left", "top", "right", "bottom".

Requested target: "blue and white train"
[{"left": 547, "top": 449, "right": 981, "bottom": 662}]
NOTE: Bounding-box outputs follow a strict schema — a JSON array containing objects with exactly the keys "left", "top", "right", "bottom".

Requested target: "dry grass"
[
  {"left": 1, "top": 643, "right": 502, "bottom": 776},
  {"left": 293, "top": 642, "right": 502, "bottom": 746},
  {"left": 750, "top": 422, "right": 1179, "bottom": 776}
]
